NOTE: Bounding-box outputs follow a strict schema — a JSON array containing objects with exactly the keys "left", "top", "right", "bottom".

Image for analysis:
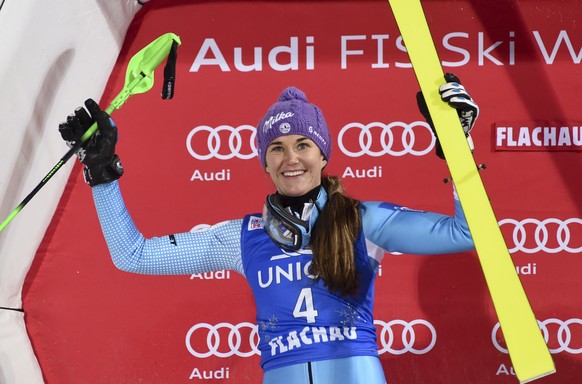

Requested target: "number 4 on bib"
[{"left": 293, "top": 288, "right": 318, "bottom": 323}]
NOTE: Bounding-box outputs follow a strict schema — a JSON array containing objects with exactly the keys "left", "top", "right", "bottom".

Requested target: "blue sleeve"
[
  {"left": 361, "top": 194, "right": 474, "bottom": 255},
  {"left": 91, "top": 181, "right": 244, "bottom": 275}
]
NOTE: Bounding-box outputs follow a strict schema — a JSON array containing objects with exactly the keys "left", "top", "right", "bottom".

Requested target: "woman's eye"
[{"left": 297, "top": 143, "right": 309, "bottom": 150}]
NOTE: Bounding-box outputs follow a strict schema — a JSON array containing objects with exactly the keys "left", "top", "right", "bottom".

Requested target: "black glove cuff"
[{"left": 83, "top": 154, "right": 124, "bottom": 187}]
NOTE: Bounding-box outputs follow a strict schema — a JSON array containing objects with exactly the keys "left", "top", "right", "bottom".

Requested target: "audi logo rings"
[
  {"left": 185, "top": 322, "right": 260, "bottom": 358},
  {"left": 375, "top": 319, "right": 437, "bottom": 355},
  {"left": 499, "top": 218, "right": 582, "bottom": 254},
  {"left": 187, "top": 125, "right": 257, "bottom": 160},
  {"left": 338, "top": 121, "right": 435, "bottom": 157},
  {"left": 492, "top": 319, "right": 582, "bottom": 354}
]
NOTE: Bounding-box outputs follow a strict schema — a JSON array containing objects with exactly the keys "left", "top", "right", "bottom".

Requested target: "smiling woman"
[
  {"left": 54, "top": 81, "right": 477, "bottom": 383},
  {"left": 264, "top": 134, "right": 328, "bottom": 196}
]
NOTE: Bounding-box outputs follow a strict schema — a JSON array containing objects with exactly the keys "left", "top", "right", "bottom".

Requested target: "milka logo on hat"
[{"left": 262, "top": 111, "right": 294, "bottom": 133}]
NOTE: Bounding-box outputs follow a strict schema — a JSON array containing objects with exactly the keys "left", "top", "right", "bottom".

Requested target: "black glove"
[
  {"left": 59, "top": 99, "right": 123, "bottom": 186},
  {"left": 416, "top": 73, "right": 479, "bottom": 159}
]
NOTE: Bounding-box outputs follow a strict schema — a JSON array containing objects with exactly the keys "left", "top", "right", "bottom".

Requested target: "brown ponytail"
[{"left": 309, "top": 175, "right": 361, "bottom": 296}]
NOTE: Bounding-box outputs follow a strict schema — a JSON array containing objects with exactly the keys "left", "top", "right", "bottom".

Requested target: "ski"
[{"left": 387, "top": 0, "right": 555, "bottom": 382}]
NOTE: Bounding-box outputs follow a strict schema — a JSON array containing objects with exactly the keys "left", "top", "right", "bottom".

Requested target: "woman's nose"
[{"left": 284, "top": 149, "right": 299, "bottom": 164}]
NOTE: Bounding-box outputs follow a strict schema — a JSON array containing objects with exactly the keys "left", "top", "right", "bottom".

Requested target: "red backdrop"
[{"left": 23, "top": 1, "right": 582, "bottom": 383}]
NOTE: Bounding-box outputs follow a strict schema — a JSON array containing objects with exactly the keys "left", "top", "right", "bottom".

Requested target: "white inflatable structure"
[{"left": 0, "top": 1, "right": 142, "bottom": 382}]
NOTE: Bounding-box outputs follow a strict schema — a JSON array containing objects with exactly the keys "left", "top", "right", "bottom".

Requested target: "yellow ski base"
[{"left": 387, "top": 1, "right": 555, "bottom": 382}]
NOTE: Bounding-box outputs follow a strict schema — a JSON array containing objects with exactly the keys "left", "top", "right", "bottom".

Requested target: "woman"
[{"left": 59, "top": 81, "right": 477, "bottom": 383}]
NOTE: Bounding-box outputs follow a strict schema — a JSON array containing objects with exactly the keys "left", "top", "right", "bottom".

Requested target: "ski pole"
[{"left": 0, "top": 32, "right": 181, "bottom": 232}]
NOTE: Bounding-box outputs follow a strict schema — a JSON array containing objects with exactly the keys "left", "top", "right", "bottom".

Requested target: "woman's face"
[{"left": 264, "top": 134, "right": 327, "bottom": 197}]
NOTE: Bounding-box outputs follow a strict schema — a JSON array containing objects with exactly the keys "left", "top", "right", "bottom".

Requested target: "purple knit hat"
[{"left": 256, "top": 87, "right": 331, "bottom": 168}]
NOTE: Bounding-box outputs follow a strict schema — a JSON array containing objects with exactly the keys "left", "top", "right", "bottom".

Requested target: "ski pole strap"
[{"left": 162, "top": 40, "right": 179, "bottom": 100}]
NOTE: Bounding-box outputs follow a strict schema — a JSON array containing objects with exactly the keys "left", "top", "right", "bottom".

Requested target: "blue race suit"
[{"left": 92, "top": 181, "right": 474, "bottom": 383}]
